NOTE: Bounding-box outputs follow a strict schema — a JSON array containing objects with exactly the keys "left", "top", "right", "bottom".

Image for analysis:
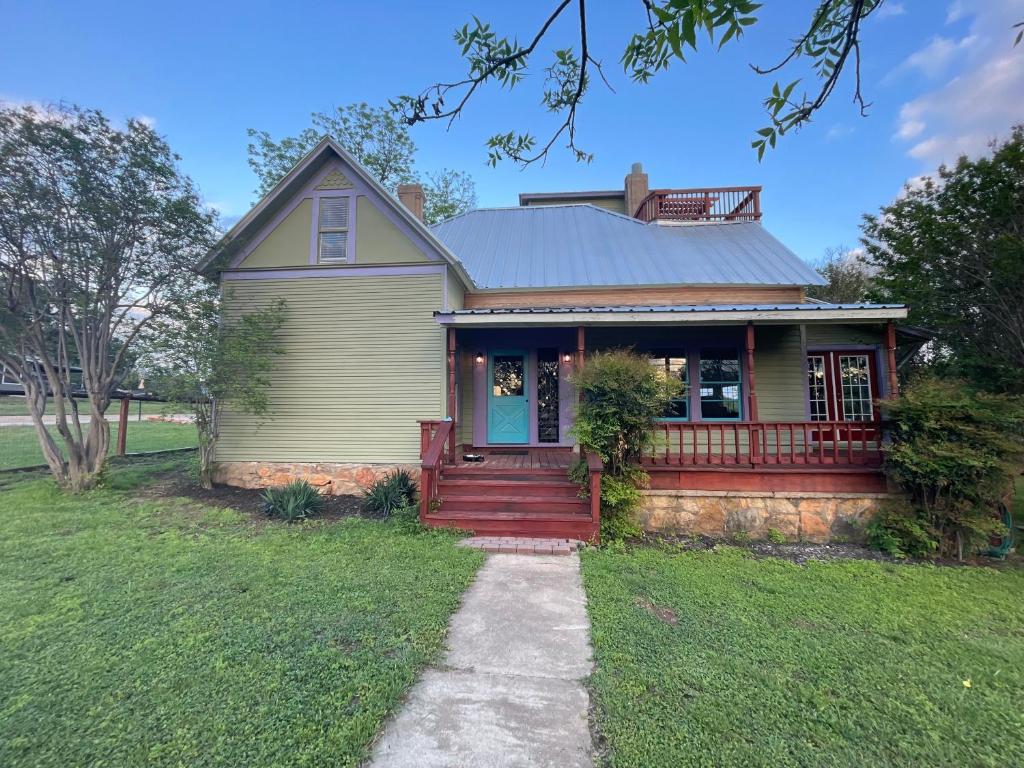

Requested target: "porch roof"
[{"left": 435, "top": 302, "right": 908, "bottom": 326}]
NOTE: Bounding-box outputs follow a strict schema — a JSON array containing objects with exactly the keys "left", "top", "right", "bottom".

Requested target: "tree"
[
  {"left": 143, "top": 289, "right": 287, "bottom": 489},
  {"left": 394, "top": 2, "right": 1024, "bottom": 166},
  {"left": 863, "top": 126, "right": 1024, "bottom": 394},
  {"left": 247, "top": 103, "right": 476, "bottom": 224},
  {"left": 0, "top": 104, "right": 217, "bottom": 491},
  {"left": 806, "top": 245, "right": 873, "bottom": 303}
]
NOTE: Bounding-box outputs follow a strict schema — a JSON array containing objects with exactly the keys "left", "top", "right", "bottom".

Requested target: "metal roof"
[
  {"left": 446, "top": 303, "right": 906, "bottom": 315},
  {"left": 430, "top": 204, "right": 825, "bottom": 290}
]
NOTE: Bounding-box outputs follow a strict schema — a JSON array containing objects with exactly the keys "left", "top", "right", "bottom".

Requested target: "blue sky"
[{"left": 2, "top": 0, "right": 1022, "bottom": 263}]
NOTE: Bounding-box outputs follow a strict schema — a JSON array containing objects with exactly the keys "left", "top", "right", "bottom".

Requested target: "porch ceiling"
[{"left": 434, "top": 303, "right": 908, "bottom": 327}]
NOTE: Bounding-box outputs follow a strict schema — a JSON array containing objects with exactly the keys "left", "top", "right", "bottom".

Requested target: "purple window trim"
[
  {"left": 222, "top": 264, "right": 448, "bottom": 281},
  {"left": 310, "top": 190, "right": 358, "bottom": 265}
]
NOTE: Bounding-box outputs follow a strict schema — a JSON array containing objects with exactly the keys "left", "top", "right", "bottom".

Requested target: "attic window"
[{"left": 317, "top": 196, "right": 350, "bottom": 263}]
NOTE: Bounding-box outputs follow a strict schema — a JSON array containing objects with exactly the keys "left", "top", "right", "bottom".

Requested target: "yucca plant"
[
  {"left": 363, "top": 469, "right": 419, "bottom": 517},
  {"left": 261, "top": 479, "right": 325, "bottom": 522}
]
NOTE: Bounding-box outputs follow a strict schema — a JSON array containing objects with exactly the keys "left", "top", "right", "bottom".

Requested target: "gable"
[{"left": 232, "top": 159, "right": 437, "bottom": 270}]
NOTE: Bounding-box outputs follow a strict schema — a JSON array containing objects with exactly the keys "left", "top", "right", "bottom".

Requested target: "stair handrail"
[
  {"left": 584, "top": 451, "right": 603, "bottom": 541},
  {"left": 420, "top": 419, "right": 454, "bottom": 520}
]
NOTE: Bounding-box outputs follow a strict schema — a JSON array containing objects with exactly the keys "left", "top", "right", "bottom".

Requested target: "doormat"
[{"left": 489, "top": 450, "right": 529, "bottom": 456}]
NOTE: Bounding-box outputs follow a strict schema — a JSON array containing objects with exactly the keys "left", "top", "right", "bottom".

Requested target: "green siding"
[
  {"left": 525, "top": 195, "right": 626, "bottom": 214},
  {"left": 239, "top": 199, "right": 312, "bottom": 268},
  {"left": 754, "top": 325, "right": 806, "bottom": 421},
  {"left": 355, "top": 197, "right": 431, "bottom": 264},
  {"left": 217, "top": 274, "right": 445, "bottom": 464},
  {"left": 806, "top": 323, "right": 883, "bottom": 347}
]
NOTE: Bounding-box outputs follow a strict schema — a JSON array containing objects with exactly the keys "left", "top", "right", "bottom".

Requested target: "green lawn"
[
  {"left": 582, "top": 545, "right": 1024, "bottom": 767},
  {"left": 0, "top": 422, "right": 197, "bottom": 470},
  {"left": 0, "top": 396, "right": 184, "bottom": 417},
  {"left": 0, "top": 457, "right": 484, "bottom": 767}
]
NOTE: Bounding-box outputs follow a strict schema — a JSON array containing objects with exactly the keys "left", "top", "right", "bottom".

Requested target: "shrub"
[
  {"left": 570, "top": 350, "right": 679, "bottom": 473},
  {"left": 866, "top": 502, "right": 939, "bottom": 559},
  {"left": 878, "top": 376, "right": 1024, "bottom": 559},
  {"left": 261, "top": 480, "right": 324, "bottom": 522},
  {"left": 570, "top": 350, "right": 678, "bottom": 543},
  {"left": 766, "top": 528, "right": 787, "bottom": 544},
  {"left": 363, "top": 469, "right": 419, "bottom": 517},
  {"left": 731, "top": 530, "right": 752, "bottom": 544}
]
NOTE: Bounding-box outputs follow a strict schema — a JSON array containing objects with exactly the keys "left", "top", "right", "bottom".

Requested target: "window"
[
  {"left": 699, "top": 347, "right": 741, "bottom": 420},
  {"left": 649, "top": 355, "right": 689, "bottom": 419},
  {"left": 317, "top": 196, "right": 350, "bottom": 263},
  {"left": 807, "top": 355, "right": 829, "bottom": 421},
  {"left": 537, "top": 348, "right": 560, "bottom": 442},
  {"left": 806, "top": 351, "right": 877, "bottom": 423},
  {"left": 839, "top": 354, "right": 873, "bottom": 421}
]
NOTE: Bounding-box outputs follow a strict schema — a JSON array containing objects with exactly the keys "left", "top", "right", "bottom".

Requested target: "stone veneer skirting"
[
  {"left": 639, "top": 489, "right": 900, "bottom": 542},
  {"left": 213, "top": 461, "right": 419, "bottom": 496}
]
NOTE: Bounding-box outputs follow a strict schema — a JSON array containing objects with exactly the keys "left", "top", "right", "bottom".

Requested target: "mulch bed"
[{"left": 145, "top": 473, "right": 367, "bottom": 522}]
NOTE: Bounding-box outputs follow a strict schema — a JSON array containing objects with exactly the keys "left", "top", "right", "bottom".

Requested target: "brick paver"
[{"left": 458, "top": 536, "right": 584, "bottom": 556}]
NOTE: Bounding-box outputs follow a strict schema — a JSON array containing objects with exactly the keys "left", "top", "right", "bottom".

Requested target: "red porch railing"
[
  {"left": 419, "top": 419, "right": 454, "bottom": 519},
  {"left": 646, "top": 420, "right": 882, "bottom": 467},
  {"left": 634, "top": 186, "right": 762, "bottom": 223}
]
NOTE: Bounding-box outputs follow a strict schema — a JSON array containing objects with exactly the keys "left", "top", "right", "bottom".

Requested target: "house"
[{"left": 203, "top": 138, "right": 909, "bottom": 542}]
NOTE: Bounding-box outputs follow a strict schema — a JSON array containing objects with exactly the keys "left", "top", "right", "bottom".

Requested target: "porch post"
[
  {"left": 446, "top": 327, "right": 457, "bottom": 461},
  {"left": 885, "top": 320, "right": 899, "bottom": 399},
  {"left": 576, "top": 326, "right": 585, "bottom": 404},
  {"left": 744, "top": 322, "right": 759, "bottom": 421}
]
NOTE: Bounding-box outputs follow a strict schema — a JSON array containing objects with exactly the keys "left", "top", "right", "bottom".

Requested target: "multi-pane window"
[
  {"left": 649, "top": 355, "right": 689, "bottom": 419},
  {"left": 807, "top": 355, "right": 829, "bottom": 421},
  {"left": 839, "top": 355, "right": 873, "bottom": 421},
  {"left": 317, "top": 197, "right": 350, "bottom": 263},
  {"left": 699, "top": 347, "right": 741, "bottom": 420}
]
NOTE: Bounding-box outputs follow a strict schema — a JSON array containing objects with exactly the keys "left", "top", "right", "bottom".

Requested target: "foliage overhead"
[
  {"left": 393, "top": 0, "right": 905, "bottom": 166},
  {"left": 863, "top": 125, "right": 1024, "bottom": 393},
  {"left": 142, "top": 290, "right": 287, "bottom": 489},
  {"left": 0, "top": 103, "right": 217, "bottom": 490},
  {"left": 805, "top": 245, "right": 874, "bottom": 303},
  {"left": 877, "top": 376, "right": 1024, "bottom": 560},
  {"left": 246, "top": 102, "right": 477, "bottom": 225}
]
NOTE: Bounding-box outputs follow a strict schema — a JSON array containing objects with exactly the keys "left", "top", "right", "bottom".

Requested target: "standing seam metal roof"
[{"left": 429, "top": 204, "right": 825, "bottom": 290}]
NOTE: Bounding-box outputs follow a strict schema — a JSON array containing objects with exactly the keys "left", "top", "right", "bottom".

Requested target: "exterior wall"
[
  {"left": 638, "top": 489, "right": 897, "bottom": 542},
  {"left": 464, "top": 285, "right": 805, "bottom": 309},
  {"left": 522, "top": 195, "right": 626, "bottom": 214},
  {"left": 446, "top": 266, "right": 465, "bottom": 312},
  {"left": 213, "top": 461, "right": 419, "bottom": 496},
  {"left": 806, "top": 323, "right": 883, "bottom": 347},
  {"left": 238, "top": 199, "right": 312, "bottom": 268},
  {"left": 754, "top": 325, "right": 806, "bottom": 421},
  {"left": 216, "top": 273, "right": 446, "bottom": 465},
  {"left": 354, "top": 197, "right": 431, "bottom": 264}
]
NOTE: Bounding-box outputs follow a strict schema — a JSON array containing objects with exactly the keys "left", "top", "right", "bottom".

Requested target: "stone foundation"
[
  {"left": 638, "top": 490, "right": 900, "bottom": 542},
  {"left": 212, "top": 461, "right": 420, "bottom": 496}
]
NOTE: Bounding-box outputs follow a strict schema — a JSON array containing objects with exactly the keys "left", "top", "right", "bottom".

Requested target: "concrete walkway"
[{"left": 369, "top": 553, "right": 595, "bottom": 768}]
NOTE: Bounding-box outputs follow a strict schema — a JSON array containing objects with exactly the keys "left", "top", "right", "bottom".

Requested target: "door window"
[{"left": 807, "top": 351, "right": 877, "bottom": 422}]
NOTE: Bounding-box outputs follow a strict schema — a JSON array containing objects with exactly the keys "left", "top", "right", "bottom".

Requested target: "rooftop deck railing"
[{"left": 634, "top": 186, "right": 762, "bottom": 223}]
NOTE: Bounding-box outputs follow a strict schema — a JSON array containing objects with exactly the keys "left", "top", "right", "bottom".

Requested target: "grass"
[
  {"left": 582, "top": 544, "right": 1024, "bottom": 767},
  {"left": 0, "top": 395, "right": 185, "bottom": 417},
  {"left": 0, "top": 456, "right": 484, "bottom": 767},
  {"left": 0, "top": 422, "right": 197, "bottom": 470}
]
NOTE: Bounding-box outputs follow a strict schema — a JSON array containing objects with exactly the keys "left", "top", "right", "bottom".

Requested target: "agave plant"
[{"left": 261, "top": 479, "right": 325, "bottom": 522}]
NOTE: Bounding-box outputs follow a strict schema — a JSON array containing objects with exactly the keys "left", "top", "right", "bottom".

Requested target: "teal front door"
[{"left": 487, "top": 350, "right": 529, "bottom": 443}]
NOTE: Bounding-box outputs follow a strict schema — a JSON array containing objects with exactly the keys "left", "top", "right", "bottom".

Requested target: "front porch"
[{"left": 420, "top": 305, "right": 907, "bottom": 540}]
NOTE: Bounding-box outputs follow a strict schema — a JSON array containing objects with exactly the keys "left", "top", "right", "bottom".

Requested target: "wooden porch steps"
[{"left": 422, "top": 466, "right": 598, "bottom": 541}]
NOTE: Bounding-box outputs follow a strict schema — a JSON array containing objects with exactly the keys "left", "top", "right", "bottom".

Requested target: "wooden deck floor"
[{"left": 453, "top": 448, "right": 574, "bottom": 470}]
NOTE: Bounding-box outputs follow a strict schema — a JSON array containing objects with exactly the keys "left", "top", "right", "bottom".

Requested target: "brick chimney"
[
  {"left": 624, "top": 162, "right": 649, "bottom": 219},
  {"left": 397, "top": 183, "right": 425, "bottom": 222}
]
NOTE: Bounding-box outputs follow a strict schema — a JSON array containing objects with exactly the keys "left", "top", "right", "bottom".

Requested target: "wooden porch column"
[
  {"left": 576, "top": 326, "right": 585, "bottom": 404},
  {"left": 446, "top": 327, "right": 457, "bottom": 461},
  {"left": 116, "top": 396, "right": 129, "bottom": 456},
  {"left": 885, "top": 320, "right": 899, "bottom": 399},
  {"left": 744, "top": 322, "right": 759, "bottom": 421}
]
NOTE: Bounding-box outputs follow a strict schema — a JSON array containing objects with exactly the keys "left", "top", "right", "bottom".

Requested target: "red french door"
[{"left": 807, "top": 351, "right": 879, "bottom": 440}]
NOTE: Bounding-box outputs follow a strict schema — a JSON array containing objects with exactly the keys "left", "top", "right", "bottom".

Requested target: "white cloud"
[
  {"left": 825, "top": 123, "right": 855, "bottom": 140},
  {"left": 946, "top": 1, "right": 966, "bottom": 24},
  {"left": 897, "top": 35, "right": 976, "bottom": 78},
  {"left": 877, "top": 2, "right": 906, "bottom": 19},
  {"left": 893, "top": 0, "right": 1024, "bottom": 167},
  {"left": 135, "top": 114, "right": 157, "bottom": 128}
]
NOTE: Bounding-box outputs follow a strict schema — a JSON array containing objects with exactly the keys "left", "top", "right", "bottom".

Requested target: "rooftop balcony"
[{"left": 634, "top": 186, "right": 762, "bottom": 223}]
